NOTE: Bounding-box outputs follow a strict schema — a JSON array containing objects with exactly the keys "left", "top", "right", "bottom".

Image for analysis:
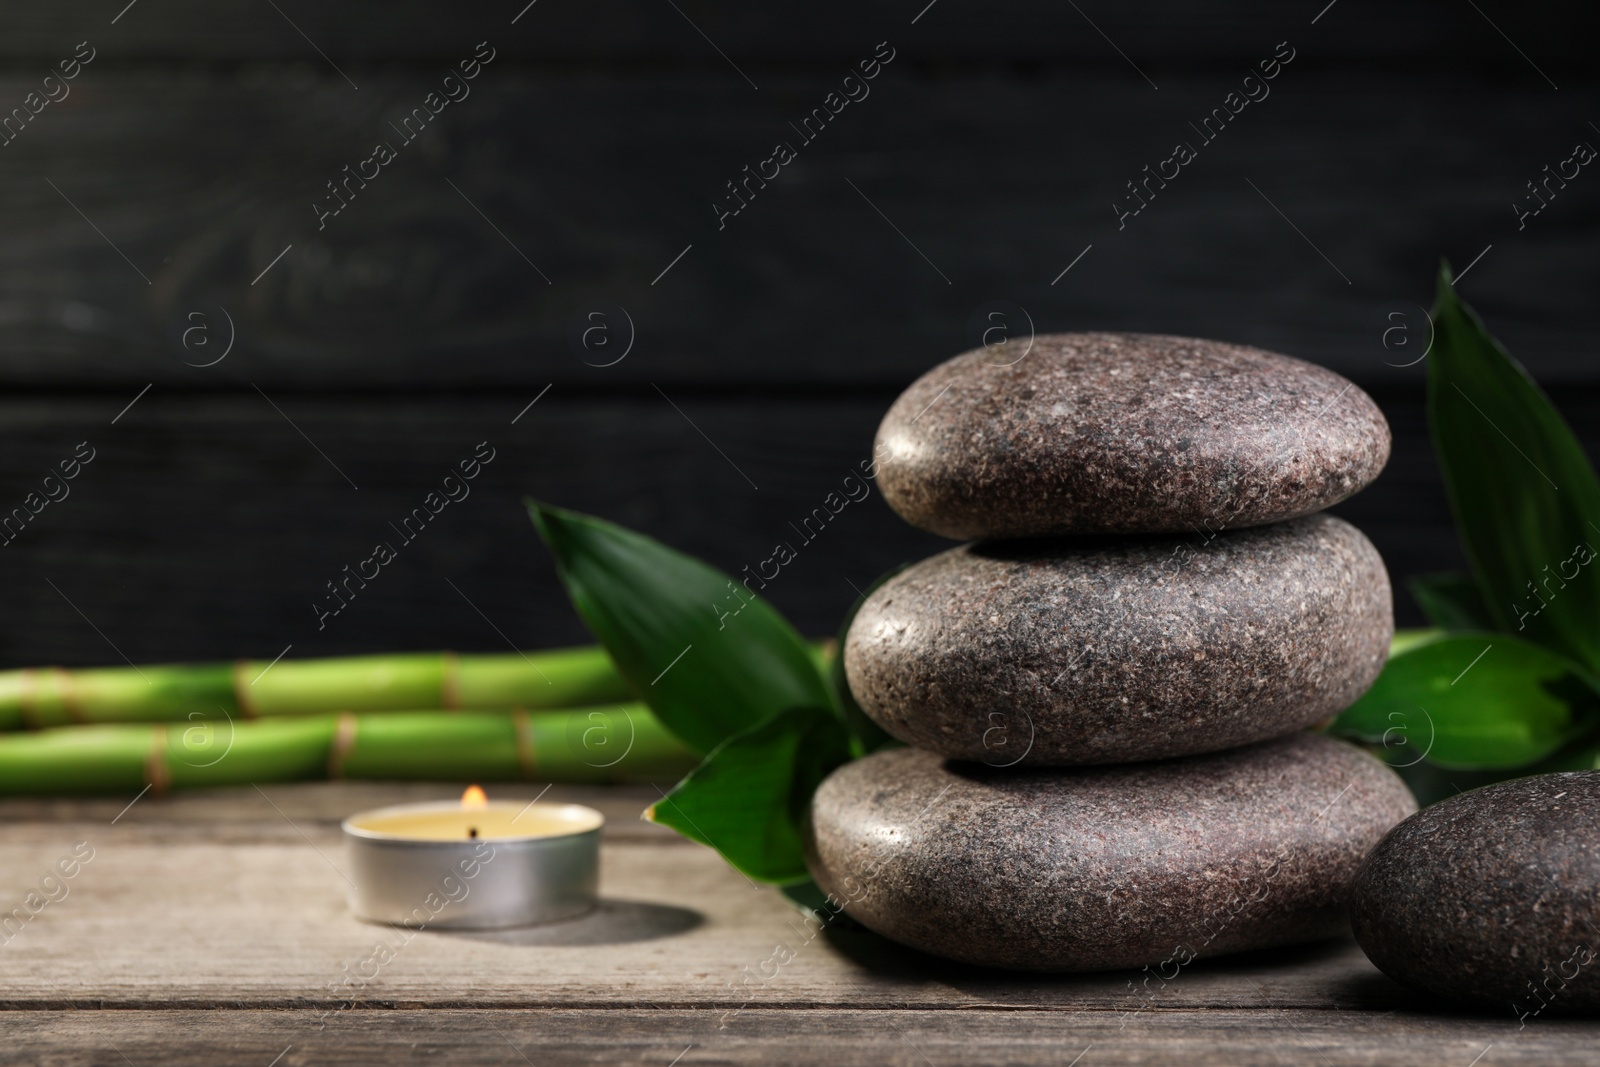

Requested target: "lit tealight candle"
[{"left": 342, "top": 786, "right": 603, "bottom": 929}]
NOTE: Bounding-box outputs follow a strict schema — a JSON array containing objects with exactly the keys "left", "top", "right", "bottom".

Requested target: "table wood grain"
[{"left": 1, "top": 781, "right": 1593, "bottom": 1064}]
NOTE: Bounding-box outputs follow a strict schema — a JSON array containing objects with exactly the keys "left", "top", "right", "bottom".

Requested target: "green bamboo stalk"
[
  {"left": 0, "top": 641, "right": 835, "bottom": 732},
  {"left": 0, "top": 704, "right": 697, "bottom": 795},
  {"left": 0, "top": 646, "right": 633, "bottom": 731}
]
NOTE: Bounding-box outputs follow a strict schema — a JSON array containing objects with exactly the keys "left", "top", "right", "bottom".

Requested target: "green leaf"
[
  {"left": 1391, "top": 628, "right": 1445, "bottom": 657},
  {"left": 645, "top": 705, "right": 853, "bottom": 883},
  {"left": 1428, "top": 268, "right": 1600, "bottom": 675},
  {"left": 1330, "top": 632, "right": 1600, "bottom": 769},
  {"left": 829, "top": 565, "right": 908, "bottom": 757},
  {"left": 1408, "top": 573, "right": 1495, "bottom": 632},
  {"left": 1389, "top": 741, "right": 1600, "bottom": 808},
  {"left": 528, "top": 502, "right": 835, "bottom": 756}
]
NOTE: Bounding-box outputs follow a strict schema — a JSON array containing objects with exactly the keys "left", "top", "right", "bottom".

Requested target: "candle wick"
[{"left": 468, "top": 827, "right": 478, "bottom": 839}]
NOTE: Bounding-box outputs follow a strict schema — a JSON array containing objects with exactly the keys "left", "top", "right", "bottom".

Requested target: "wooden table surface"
[{"left": 1, "top": 781, "right": 1594, "bottom": 1065}]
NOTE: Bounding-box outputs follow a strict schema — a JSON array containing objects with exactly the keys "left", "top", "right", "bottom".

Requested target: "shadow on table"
[
  {"left": 435, "top": 898, "right": 704, "bottom": 947},
  {"left": 1331, "top": 969, "right": 1565, "bottom": 1023},
  {"left": 819, "top": 925, "right": 1397, "bottom": 1003}
]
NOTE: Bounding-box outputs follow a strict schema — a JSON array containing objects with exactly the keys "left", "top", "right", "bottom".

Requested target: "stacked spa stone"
[{"left": 805, "top": 333, "right": 1418, "bottom": 972}]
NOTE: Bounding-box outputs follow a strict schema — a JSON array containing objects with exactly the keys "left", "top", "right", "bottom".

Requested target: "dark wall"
[{"left": 0, "top": 1, "right": 1596, "bottom": 665}]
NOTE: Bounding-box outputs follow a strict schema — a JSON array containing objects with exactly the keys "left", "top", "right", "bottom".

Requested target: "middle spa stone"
[{"left": 844, "top": 513, "right": 1392, "bottom": 766}]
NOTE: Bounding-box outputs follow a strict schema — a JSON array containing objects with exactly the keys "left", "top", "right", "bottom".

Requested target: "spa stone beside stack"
[
  {"left": 807, "top": 333, "right": 1415, "bottom": 971},
  {"left": 1351, "top": 772, "right": 1600, "bottom": 1013}
]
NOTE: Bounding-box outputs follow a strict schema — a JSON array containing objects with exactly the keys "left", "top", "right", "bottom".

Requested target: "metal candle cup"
[{"left": 341, "top": 797, "right": 603, "bottom": 929}]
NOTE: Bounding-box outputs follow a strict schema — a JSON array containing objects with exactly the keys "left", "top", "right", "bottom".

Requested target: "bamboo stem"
[
  {"left": 0, "top": 641, "right": 835, "bottom": 732},
  {"left": 0, "top": 704, "right": 696, "bottom": 795},
  {"left": 0, "top": 646, "right": 633, "bottom": 731}
]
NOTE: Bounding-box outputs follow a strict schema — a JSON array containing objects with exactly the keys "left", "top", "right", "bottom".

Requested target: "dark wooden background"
[{"left": 1, "top": 0, "right": 1596, "bottom": 667}]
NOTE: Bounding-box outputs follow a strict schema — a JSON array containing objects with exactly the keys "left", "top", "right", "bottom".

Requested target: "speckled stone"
[
  {"left": 1351, "top": 772, "right": 1600, "bottom": 1015},
  {"left": 844, "top": 513, "right": 1392, "bottom": 766},
  {"left": 804, "top": 733, "right": 1416, "bottom": 971},
  {"left": 874, "top": 332, "right": 1390, "bottom": 539}
]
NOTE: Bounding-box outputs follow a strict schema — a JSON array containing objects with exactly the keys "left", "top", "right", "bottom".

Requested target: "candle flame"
[{"left": 461, "top": 784, "right": 488, "bottom": 810}]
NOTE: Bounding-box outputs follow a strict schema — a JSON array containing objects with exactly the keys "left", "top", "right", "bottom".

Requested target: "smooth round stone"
[
  {"left": 805, "top": 734, "right": 1416, "bottom": 971},
  {"left": 1351, "top": 772, "right": 1600, "bottom": 1014},
  {"left": 875, "top": 332, "right": 1390, "bottom": 539},
  {"left": 844, "top": 513, "right": 1391, "bottom": 766}
]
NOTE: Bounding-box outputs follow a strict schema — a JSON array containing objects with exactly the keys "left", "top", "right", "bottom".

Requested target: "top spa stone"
[{"left": 874, "top": 333, "right": 1391, "bottom": 539}]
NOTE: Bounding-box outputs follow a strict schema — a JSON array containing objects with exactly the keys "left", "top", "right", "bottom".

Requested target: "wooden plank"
[
  {"left": 0, "top": 0, "right": 1581, "bottom": 68},
  {"left": 6, "top": 784, "right": 1595, "bottom": 1063},
  {"left": 0, "top": 801, "right": 1424, "bottom": 1012},
  {"left": 0, "top": 387, "right": 1493, "bottom": 667},
  {"left": 0, "top": 71, "right": 1595, "bottom": 388},
  {"left": 1, "top": 1008, "right": 1592, "bottom": 1067}
]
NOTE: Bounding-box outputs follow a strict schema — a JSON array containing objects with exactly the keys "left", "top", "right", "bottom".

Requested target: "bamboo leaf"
[
  {"left": 1388, "top": 741, "right": 1600, "bottom": 808},
  {"left": 1391, "top": 628, "right": 1445, "bottom": 656},
  {"left": 1428, "top": 268, "right": 1600, "bottom": 675},
  {"left": 1330, "top": 633, "right": 1600, "bottom": 769},
  {"left": 1408, "top": 573, "right": 1495, "bottom": 632},
  {"left": 529, "top": 502, "right": 835, "bottom": 756},
  {"left": 645, "top": 705, "right": 852, "bottom": 884}
]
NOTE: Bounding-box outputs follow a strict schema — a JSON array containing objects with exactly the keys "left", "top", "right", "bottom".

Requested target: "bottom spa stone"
[{"left": 803, "top": 733, "right": 1415, "bottom": 971}]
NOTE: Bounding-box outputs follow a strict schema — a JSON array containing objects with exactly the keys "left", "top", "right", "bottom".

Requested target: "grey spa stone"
[
  {"left": 844, "top": 513, "right": 1392, "bottom": 766},
  {"left": 874, "top": 332, "right": 1390, "bottom": 539},
  {"left": 1351, "top": 772, "right": 1600, "bottom": 1016},
  {"left": 804, "top": 733, "right": 1417, "bottom": 971}
]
